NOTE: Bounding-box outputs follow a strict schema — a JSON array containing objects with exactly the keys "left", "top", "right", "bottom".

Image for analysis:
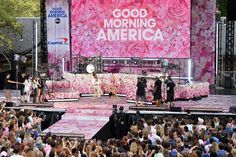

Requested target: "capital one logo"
[{"left": 48, "top": 37, "right": 69, "bottom": 45}]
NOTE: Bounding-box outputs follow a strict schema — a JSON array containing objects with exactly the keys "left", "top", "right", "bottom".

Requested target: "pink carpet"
[
  {"left": 43, "top": 95, "right": 236, "bottom": 139},
  {"left": 43, "top": 96, "right": 129, "bottom": 139}
]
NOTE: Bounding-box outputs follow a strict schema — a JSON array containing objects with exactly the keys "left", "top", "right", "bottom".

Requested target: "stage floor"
[
  {"left": 0, "top": 91, "right": 236, "bottom": 139},
  {"left": 43, "top": 95, "right": 236, "bottom": 139}
]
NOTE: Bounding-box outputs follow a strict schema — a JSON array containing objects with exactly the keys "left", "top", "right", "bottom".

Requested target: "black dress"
[
  {"left": 167, "top": 80, "right": 175, "bottom": 102},
  {"left": 136, "top": 81, "right": 146, "bottom": 97},
  {"left": 153, "top": 79, "right": 162, "bottom": 100}
]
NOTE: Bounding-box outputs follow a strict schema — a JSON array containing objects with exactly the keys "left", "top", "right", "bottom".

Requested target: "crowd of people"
[
  {"left": 1, "top": 102, "right": 236, "bottom": 157},
  {"left": 3, "top": 73, "right": 47, "bottom": 103},
  {"left": 0, "top": 106, "right": 44, "bottom": 157}
]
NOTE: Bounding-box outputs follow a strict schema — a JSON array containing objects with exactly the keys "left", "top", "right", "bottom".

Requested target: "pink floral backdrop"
[
  {"left": 191, "top": 0, "right": 215, "bottom": 83},
  {"left": 101, "top": 0, "right": 216, "bottom": 83},
  {"left": 46, "top": 73, "right": 209, "bottom": 101},
  {"left": 71, "top": 0, "right": 191, "bottom": 58}
]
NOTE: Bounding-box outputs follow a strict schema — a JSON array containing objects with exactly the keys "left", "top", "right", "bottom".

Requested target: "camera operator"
[
  {"left": 109, "top": 105, "right": 119, "bottom": 138},
  {"left": 117, "top": 106, "right": 127, "bottom": 139}
]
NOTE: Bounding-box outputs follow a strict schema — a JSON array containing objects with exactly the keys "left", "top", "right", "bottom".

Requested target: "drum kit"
[
  {"left": 86, "top": 64, "right": 95, "bottom": 74},
  {"left": 75, "top": 56, "right": 102, "bottom": 74}
]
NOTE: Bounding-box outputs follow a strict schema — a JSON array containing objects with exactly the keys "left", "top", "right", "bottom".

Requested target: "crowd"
[
  {"left": 1, "top": 103, "right": 236, "bottom": 157},
  {"left": 4, "top": 73, "right": 47, "bottom": 103},
  {"left": 0, "top": 105, "right": 44, "bottom": 157}
]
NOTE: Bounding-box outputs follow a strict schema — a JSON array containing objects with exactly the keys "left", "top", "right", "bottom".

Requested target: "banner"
[
  {"left": 46, "top": 0, "right": 70, "bottom": 73},
  {"left": 71, "top": 0, "right": 191, "bottom": 58}
]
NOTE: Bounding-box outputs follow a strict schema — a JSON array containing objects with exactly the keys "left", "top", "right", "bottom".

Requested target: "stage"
[
  {"left": 43, "top": 95, "right": 235, "bottom": 139},
  {"left": 1, "top": 90, "right": 236, "bottom": 139}
]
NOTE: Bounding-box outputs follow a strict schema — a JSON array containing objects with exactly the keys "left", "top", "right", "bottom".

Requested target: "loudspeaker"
[
  {"left": 170, "top": 107, "right": 181, "bottom": 112},
  {"left": 5, "top": 102, "right": 15, "bottom": 107},
  {"left": 229, "top": 106, "right": 236, "bottom": 113},
  {"left": 227, "top": 0, "right": 236, "bottom": 20}
]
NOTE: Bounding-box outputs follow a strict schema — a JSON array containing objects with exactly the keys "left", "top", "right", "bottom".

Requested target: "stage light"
[
  {"left": 131, "top": 57, "right": 140, "bottom": 65},
  {"left": 112, "top": 59, "right": 117, "bottom": 64}
]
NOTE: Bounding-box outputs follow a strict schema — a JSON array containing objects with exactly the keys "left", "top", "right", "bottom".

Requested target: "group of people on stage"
[
  {"left": 3, "top": 73, "right": 47, "bottom": 103},
  {"left": 136, "top": 75, "right": 175, "bottom": 107},
  {"left": 92, "top": 72, "right": 118, "bottom": 98},
  {"left": 91, "top": 72, "right": 176, "bottom": 107}
]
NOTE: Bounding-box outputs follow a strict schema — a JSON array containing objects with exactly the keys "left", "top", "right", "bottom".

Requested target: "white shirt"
[{"left": 23, "top": 79, "right": 31, "bottom": 92}]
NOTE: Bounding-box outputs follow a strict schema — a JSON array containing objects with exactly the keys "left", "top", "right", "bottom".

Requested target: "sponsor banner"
[{"left": 46, "top": 0, "right": 70, "bottom": 72}]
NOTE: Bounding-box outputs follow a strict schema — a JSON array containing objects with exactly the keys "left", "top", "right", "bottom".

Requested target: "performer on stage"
[
  {"left": 136, "top": 77, "right": 146, "bottom": 106},
  {"left": 32, "top": 76, "right": 40, "bottom": 103},
  {"left": 4, "top": 73, "right": 22, "bottom": 102},
  {"left": 23, "top": 74, "right": 31, "bottom": 103},
  {"left": 18, "top": 73, "right": 26, "bottom": 103},
  {"left": 166, "top": 76, "right": 175, "bottom": 107},
  {"left": 92, "top": 72, "right": 103, "bottom": 97},
  {"left": 153, "top": 77, "right": 162, "bottom": 106},
  {"left": 108, "top": 73, "right": 117, "bottom": 97}
]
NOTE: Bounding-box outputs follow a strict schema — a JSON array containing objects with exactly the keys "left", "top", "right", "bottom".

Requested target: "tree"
[
  {"left": 217, "top": 0, "right": 227, "bottom": 17},
  {"left": 0, "top": 0, "right": 40, "bottom": 51}
]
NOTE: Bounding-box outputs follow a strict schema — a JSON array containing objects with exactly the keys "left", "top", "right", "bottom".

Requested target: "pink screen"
[{"left": 71, "top": 0, "right": 191, "bottom": 58}]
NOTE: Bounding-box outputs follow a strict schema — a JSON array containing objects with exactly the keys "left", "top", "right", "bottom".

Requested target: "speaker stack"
[{"left": 227, "top": 0, "right": 236, "bottom": 21}]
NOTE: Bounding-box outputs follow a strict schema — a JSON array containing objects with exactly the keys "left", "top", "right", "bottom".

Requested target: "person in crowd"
[
  {"left": 23, "top": 74, "right": 31, "bottom": 103},
  {"left": 136, "top": 77, "right": 147, "bottom": 106},
  {"left": 153, "top": 76, "right": 162, "bottom": 106},
  {"left": 4, "top": 73, "right": 22, "bottom": 102},
  {"left": 166, "top": 76, "right": 176, "bottom": 107},
  {"left": 18, "top": 73, "right": 26, "bottom": 103},
  {"left": 92, "top": 72, "right": 103, "bottom": 98}
]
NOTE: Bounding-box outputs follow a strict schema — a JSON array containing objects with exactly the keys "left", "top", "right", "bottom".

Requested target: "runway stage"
[{"left": 42, "top": 95, "right": 236, "bottom": 139}]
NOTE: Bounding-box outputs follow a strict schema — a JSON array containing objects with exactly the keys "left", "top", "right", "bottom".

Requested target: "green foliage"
[
  {"left": 217, "top": 0, "right": 227, "bottom": 17},
  {"left": 0, "top": 0, "right": 40, "bottom": 51}
]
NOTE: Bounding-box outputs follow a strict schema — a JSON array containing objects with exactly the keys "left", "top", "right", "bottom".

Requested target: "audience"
[{"left": 1, "top": 105, "right": 236, "bottom": 157}]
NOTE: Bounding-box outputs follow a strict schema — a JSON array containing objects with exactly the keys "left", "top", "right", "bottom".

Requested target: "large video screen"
[{"left": 71, "top": 0, "right": 191, "bottom": 58}]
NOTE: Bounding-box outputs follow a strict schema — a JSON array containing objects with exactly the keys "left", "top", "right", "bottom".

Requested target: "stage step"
[{"left": 19, "top": 102, "right": 54, "bottom": 108}]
